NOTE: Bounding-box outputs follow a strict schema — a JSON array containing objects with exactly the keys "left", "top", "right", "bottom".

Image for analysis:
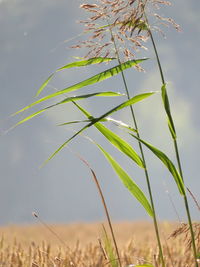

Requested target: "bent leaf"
[
  {"left": 43, "top": 92, "right": 154, "bottom": 166},
  {"left": 95, "top": 122, "right": 143, "bottom": 167},
  {"left": 14, "top": 58, "right": 148, "bottom": 115},
  {"left": 96, "top": 143, "right": 153, "bottom": 217},
  {"left": 59, "top": 117, "right": 137, "bottom": 132},
  {"left": 36, "top": 57, "right": 116, "bottom": 96},
  {"left": 161, "top": 84, "right": 176, "bottom": 139},
  {"left": 72, "top": 93, "right": 156, "bottom": 168},
  {"left": 14, "top": 91, "right": 123, "bottom": 126},
  {"left": 106, "top": 117, "right": 137, "bottom": 132},
  {"left": 130, "top": 133, "right": 185, "bottom": 195},
  {"left": 59, "top": 114, "right": 142, "bottom": 167}
]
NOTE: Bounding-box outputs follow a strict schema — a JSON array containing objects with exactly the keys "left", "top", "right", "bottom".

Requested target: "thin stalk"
[
  {"left": 89, "top": 165, "right": 122, "bottom": 267},
  {"left": 109, "top": 27, "right": 166, "bottom": 267},
  {"left": 72, "top": 150, "right": 122, "bottom": 267},
  {"left": 145, "top": 13, "right": 198, "bottom": 266}
]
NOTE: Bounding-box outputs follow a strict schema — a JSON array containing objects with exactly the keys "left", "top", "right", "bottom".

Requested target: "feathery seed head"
[{"left": 74, "top": 0, "right": 180, "bottom": 62}]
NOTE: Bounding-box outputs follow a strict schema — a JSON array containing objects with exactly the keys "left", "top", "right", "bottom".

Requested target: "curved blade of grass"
[
  {"left": 14, "top": 91, "right": 123, "bottom": 126},
  {"left": 14, "top": 58, "right": 148, "bottom": 115},
  {"left": 96, "top": 143, "right": 153, "bottom": 217},
  {"left": 36, "top": 57, "right": 116, "bottom": 96},
  {"left": 59, "top": 117, "right": 137, "bottom": 132},
  {"left": 59, "top": 115, "right": 142, "bottom": 166},
  {"left": 105, "top": 117, "right": 137, "bottom": 133},
  {"left": 95, "top": 121, "right": 143, "bottom": 167},
  {"left": 71, "top": 93, "right": 156, "bottom": 168},
  {"left": 161, "top": 84, "right": 176, "bottom": 139},
  {"left": 42, "top": 92, "right": 154, "bottom": 167},
  {"left": 130, "top": 133, "right": 185, "bottom": 195},
  {"left": 58, "top": 119, "right": 92, "bottom": 126}
]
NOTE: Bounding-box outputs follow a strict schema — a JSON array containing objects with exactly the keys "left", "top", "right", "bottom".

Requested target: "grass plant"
[
  {"left": 12, "top": 0, "right": 199, "bottom": 266},
  {"left": 141, "top": 5, "right": 198, "bottom": 265}
]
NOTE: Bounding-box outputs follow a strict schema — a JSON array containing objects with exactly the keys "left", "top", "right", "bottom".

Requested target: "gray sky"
[{"left": 0, "top": 0, "right": 200, "bottom": 225}]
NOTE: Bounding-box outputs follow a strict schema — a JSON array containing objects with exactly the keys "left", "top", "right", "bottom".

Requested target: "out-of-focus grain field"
[{"left": 0, "top": 221, "right": 199, "bottom": 266}]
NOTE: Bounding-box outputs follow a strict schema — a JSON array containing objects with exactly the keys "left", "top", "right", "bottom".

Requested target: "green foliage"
[
  {"left": 96, "top": 143, "right": 153, "bottom": 217},
  {"left": 130, "top": 133, "right": 185, "bottom": 195},
  {"left": 14, "top": 58, "right": 148, "bottom": 116},
  {"left": 161, "top": 84, "right": 176, "bottom": 139},
  {"left": 14, "top": 91, "right": 123, "bottom": 127},
  {"left": 36, "top": 57, "right": 116, "bottom": 96}
]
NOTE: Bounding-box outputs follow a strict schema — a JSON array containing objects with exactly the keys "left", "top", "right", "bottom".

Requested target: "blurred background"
[{"left": 0, "top": 0, "right": 199, "bottom": 225}]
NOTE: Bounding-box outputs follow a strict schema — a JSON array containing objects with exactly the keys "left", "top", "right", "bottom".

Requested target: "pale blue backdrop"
[{"left": 0, "top": 0, "right": 199, "bottom": 225}]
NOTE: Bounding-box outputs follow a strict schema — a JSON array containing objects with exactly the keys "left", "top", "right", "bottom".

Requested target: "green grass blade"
[
  {"left": 42, "top": 92, "right": 154, "bottom": 166},
  {"left": 59, "top": 115, "right": 141, "bottom": 166},
  {"left": 102, "top": 225, "right": 119, "bottom": 267},
  {"left": 58, "top": 119, "right": 92, "bottom": 126},
  {"left": 36, "top": 57, "right": 116, "bottom": 96},
  {"left": 96, "top": 143, "right": 153, "bottom": 217},
  {"left": 56, "top": 57, "right": 116, "bottom": 71},
  {"left": 130, "top": 133, "right": 185, "bottom": 195},
  {"left": 72, "top": 100, "right": 148, "bottom": 168},
  {"left": 37, "top": 73, "right": 54, "bottom": 97},
  {"left": 14, "top": 91, "right": 123, "bottom": 125},
  {"left": 60, "top": 117, "right": 137, "bottom": 132},
  {"left": 95, "top": 123, "right": 143, "bottom": 167},
  {"left": 106, "top": 117, "right": 137, "bottom": 132},
  {"left": 15, "top": 59, "right": 148, "bottom": 115},
  {"left": 161, "top": 83, "right": 176, "bottom": 139}
]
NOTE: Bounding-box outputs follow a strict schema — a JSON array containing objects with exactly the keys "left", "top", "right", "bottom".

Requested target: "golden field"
[{"left": 0, "top": 221, "right": 199, "bottom": 267}]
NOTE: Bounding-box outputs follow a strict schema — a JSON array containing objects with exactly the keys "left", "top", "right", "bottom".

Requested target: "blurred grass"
[{"left": 0, "top": 221, "right": 198, "bottom": 266}]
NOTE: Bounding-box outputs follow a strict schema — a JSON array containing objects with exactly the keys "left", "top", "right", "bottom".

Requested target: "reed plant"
[{"left": 13, "top": 0, "right": 198, "bottom": 266}]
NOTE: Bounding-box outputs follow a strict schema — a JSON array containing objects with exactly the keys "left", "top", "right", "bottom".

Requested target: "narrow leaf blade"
[
  {"left": 96, "top": 144, "right": 153, "bottom": 217},
  {"left": 15, "top": 59, "right": 148, "bottom": 114},
  {"left": 14, "top": 91, "right": 123, "bottom": 125},
  {"left": 36, "top": 73, "right": 54, "bottom": 97},
  {"left": 42, "top": 92, "right": 153, "bottom": 166},
  {"left": 161, "top": 83, "right": 176, "bottom": 139},
  {"left": 36, "top": 57, "right": 116, "bottom": 96},
  {"left": 57, "top": 57, "right": 116, "bottom": 71},
  {"left": 73, "top": 101, "right": 144, "bottom": 168},
  {"left": 130, "top": 133, "right": 185, "bottom": 195}
]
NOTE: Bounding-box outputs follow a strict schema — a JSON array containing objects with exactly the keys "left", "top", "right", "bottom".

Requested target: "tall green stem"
[
  {"left": 146, "top": 16, "right": 198, "bottom": 266},
  {"left": 109, "top": 27, "right": 166, "bottom": 267}
]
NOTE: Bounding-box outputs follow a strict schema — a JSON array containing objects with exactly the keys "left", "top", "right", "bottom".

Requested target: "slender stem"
[
  {"left": 109, "top": 27, "right": 166, "bottom": 267},
  {"left": 145, "top": 13, "right": 198, "bottom": 266},
  {"left": 90, "top": 168, "right": 122, "bottom": 267}
]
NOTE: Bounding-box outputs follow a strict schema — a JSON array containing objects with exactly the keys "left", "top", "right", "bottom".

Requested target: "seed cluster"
[{"left": 72, "top": 0, "right": 180, "bottom": 61}]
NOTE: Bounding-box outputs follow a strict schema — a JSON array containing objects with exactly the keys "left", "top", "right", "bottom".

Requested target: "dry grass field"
[{"left": 0, "top": 221, "right": 199, "bottom": 267}]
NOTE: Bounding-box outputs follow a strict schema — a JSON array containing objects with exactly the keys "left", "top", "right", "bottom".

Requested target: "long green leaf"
[
  {"left": 14, "top": 58, "right": 148, "bottom": 115},
  {"left": 130, "top": 133, "right": 185, "bottom": 195},
  {"left": 43, "top": 92, "right": 154, "bottom": 166},
  {"left": 59, "top": 115, "right": 142, "bottom": 167},
  {"left": 161, "top": 83, "right": 176, "bottom": 139},
  {"left": 96, "top": 143, "right": 153, "bottom": 217},
  {"left": 59, "top": 117, "right": 137, "bottom": 133},
  {"left": 36, "top": 57, "right": 116, "bottom": 96},
  {"left": 14, "top": 91, "right": 123, "bottom": 126},
  {"left": 72, "top": 93, "right": 155, "bottom": 168},
  {"left": 96, "top": 122, "right": 143, "bottom": 167},
  {"left": 106, "top": 117, "right": 137, "bottom": 132}
]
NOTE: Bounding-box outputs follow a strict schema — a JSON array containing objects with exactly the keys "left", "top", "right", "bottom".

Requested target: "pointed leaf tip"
[{"left": 36, "top": 57, "right": 116, "bottom": 96}]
